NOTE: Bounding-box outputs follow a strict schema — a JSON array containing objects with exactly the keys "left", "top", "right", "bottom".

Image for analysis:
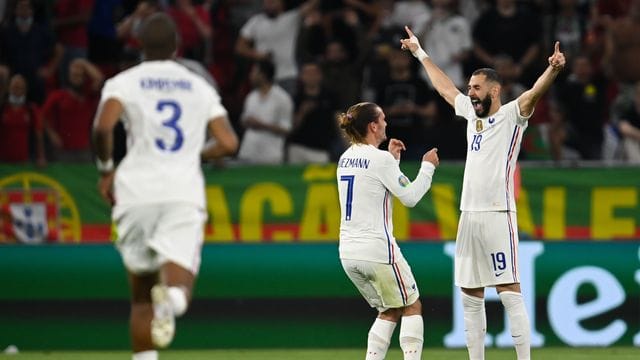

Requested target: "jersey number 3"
[{"left": 155, "top": 100, "right": 184, "bottom": 152}]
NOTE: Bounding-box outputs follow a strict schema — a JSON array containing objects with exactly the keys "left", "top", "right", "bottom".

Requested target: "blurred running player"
[{"left": 92, "top": 13, "right": 238, "bottom": 360}]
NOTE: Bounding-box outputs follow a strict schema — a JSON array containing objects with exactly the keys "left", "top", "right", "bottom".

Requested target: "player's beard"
[{"left": 471, "top": 94, "right": 492, "bottom": 118}]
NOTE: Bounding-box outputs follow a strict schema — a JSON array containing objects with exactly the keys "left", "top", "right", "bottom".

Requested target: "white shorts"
[
  {"left": 455, "top": 211, "right": 520, "bottom": 288},
  {"left": 113, "top": 203, "right": 207, "bottom": 275},
  {"left": 341, "top": 255, "right": 419, "bottom": 312}
]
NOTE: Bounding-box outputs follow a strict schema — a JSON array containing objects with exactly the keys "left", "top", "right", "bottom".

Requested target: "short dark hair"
[
  {"left": 338, "top": 102, "right": 381, "bottom": 144},
  {"left": 472, "top": 68, "right": 502, "bottom": 85},
  {"left": 255, "top": 59, "right": 275, "bottom": 83},
  {"left": 139, "top": 13, "right": 177, "bottom": 60}
]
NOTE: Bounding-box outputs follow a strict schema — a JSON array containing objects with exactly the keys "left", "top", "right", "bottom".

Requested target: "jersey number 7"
[{"left": 340, "top": 175, "right": 355, "bottom": 221}]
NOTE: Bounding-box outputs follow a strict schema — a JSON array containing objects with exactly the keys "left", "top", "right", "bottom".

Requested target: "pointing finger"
[
  {"left": 405, "top": 25, "right": 415, "bottom": 38},
  {"left": 554, "top": 41, "right": 560, "bottom": 55}
]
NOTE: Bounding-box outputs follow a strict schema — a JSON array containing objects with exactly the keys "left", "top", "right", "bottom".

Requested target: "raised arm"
[
  {"left": 400, "top": 26, "right": 461, "bottom": 106},
  {"left": 517, "top": 41, "right": 565, "bottom": 117}
]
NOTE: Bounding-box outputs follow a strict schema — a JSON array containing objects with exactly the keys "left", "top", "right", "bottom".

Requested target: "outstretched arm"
[
  {"left": 400, "top": 26, "right": 460, "bottom": 106},
  {"left": 517, "top": 41, "right": 565, "bottom": 117}
]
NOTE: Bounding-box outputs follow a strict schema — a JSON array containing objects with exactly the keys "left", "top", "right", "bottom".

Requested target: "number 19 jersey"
[
  {"left": 97, "top": 60, "right": 228, "bottom": 210},
  {"left": 454, "top": 93, "right": 530, "bottom": 212}
]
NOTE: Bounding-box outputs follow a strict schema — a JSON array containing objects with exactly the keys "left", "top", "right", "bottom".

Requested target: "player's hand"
[
  {"left": 388, "top": 138, "right": 406, "bottom": 160},
  {"left": 422, "top": 148, "right": 439, "bottom": 166},
  {"left": 548, "top": 41, "right": 565, "bottom": 71},
  {"left": 98, "top": 172, "right": 115, "bottom": 206},
  {"left": 400, "top": 26, "right": 421, "bottom": 54}
]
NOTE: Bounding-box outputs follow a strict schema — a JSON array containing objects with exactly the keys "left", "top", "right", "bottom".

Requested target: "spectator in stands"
[
  {"left": 495, "top": 54, "right": 527, "bottom": 103},
  {"left": 543, "top": 0, "right": 588, "bottom": 65},
  {"left": 0, "top": 0, "right": 62, "bottom": 104},
  {"left": 322, "top": 39, "right": 363, "bottom": 111},
  {"left": 42, "top": 58, "right": 104, "bottom": 162},
  {"left": 53, "top": 0, "right": 94, "bottom": 85},
  {"left": 0, "top": 66, "right": 8, "bottom": 100},
  {"left": 378, "top": 0, "right": 430, "bottom": 37},
  {"left": 612, "top": 81, "right": 640, "bottom": 163},
  {"left": 374, "top": 49, "right": 438, "bottom": 160},
  {"left": 237, "top": 59, "right": 293, "bottom": 164},
  {"left": 420, "top": 0, "right": 472, "bottom": 90},
  {"left": 0, "top": 74, "right": 45, "bottom": 165},
  {"left": 472, "top": 0, "right": 542, "bottom": 85},
  {"left": 88, "top": 0, "right": 124, "bottom": 78},
  {"left": 167, "top": 0, "right": 212, "bottom": 63},
  {"left": 116, "top": 0, "right": 161, "bottom": 54},
  {"left": 287, "top": 61, "right": 340, "bottom": 164},
  {"left": 235, "top": 0, "right": 319, "bottom": 97},
  {"left": 550, "top": 54, "right": 609, "bottom": 160},
  {"left": 604, "top": 0, "right": 640, "bottom": 86}
]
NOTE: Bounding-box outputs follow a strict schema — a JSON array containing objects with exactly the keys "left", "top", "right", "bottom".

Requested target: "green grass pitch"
[{"left": 3, "top": 347, "right": 638, "bottom": 359}]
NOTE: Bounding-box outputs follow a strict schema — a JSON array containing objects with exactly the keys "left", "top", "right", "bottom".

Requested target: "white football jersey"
[
  {"left": 97, "top": 60, "right": 228, "bottom": 210},
  {"left": 454, "top": 93, "right": 530, "bottom": 212},
  {"left": 337, "top": 144, "right": 435, "bottom": 264}
]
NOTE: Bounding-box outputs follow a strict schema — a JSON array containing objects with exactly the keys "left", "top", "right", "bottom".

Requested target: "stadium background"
[{"left": 0, "top": 163, "right": 638, "bottom": 351}]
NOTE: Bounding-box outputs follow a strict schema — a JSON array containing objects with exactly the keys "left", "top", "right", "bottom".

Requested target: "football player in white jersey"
[
  {"left": 337, "top": 102, "right": 439, "bottom": 360},
  {"left": 92, "top": 14, "right": 238, "bottom": 360},
  {"left": 401, "top": 26, "right": 565, "bottom": 360}
]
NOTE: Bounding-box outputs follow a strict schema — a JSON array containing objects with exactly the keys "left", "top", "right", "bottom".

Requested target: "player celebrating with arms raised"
[
  {"left": 337, "top": 102, "right": 439, "bottom": 360},
  {"left": 401, "top": 26, "right": 565, "bottom": 360}
]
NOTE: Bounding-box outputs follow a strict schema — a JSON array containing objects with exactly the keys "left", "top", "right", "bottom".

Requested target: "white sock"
[
  {"left": 399, "top": 315, "right": 423, "bottom": 360},
  {"left": 167, "top": 286, "right": 188, "bottom": 317},
  {"left": 500, "top": 291, "right": 531, "bottom": 360},
  {"left": 132, "top": 350, "right": 158, "bottom": 360},
  {"left": 462, "top": 292, "right": 486, "bottom": 360},
  {"left": 366, "top": 318, "right": 396, "bottom": 360}
]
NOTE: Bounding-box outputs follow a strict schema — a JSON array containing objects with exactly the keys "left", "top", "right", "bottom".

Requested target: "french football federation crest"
[{"left": 475, "top": 119, "right": 483, "bottom": 132}]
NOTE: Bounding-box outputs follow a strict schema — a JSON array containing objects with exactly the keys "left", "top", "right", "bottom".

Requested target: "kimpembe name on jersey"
[
  {"left": 140, "top": 78, "right": 192, "bottom": 91},
  {"left": 338, "top": 157, "right": 370, "bottom": 169}
]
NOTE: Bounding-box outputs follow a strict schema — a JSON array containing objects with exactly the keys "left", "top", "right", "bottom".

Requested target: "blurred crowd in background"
[{"left": 1, "top": 0, "right": 640, "bottom": 166}]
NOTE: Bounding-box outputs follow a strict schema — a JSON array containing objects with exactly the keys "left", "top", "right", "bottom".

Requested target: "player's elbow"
[{"left": 398, "top": 196, "right": 419, "bottom": 208}]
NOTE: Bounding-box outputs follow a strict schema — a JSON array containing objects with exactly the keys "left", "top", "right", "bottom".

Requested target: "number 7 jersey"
[
  {"left": 97, "top": 60, "right": 228, "bottom": 210},
  {"left": 337, "top": 144, "right": 435, "bottom": 264}
]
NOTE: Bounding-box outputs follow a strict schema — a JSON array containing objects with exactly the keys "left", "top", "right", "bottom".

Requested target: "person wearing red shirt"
[
  {"left": 53, "top": 0, "right": 95, "bottom": 85},
  {"left": 42, "top": 58, "right": 104, "bottom": 162},
  {"left": 0, "top": 74, "right": 45, "bottom": 165},
  {"left": 167, "top": 0, "right": 212, "bottom": 62}
]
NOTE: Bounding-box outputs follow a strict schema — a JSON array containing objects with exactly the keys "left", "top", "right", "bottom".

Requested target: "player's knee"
[{"left": 403, "top": 299, "right": 422, "bottom": 316}]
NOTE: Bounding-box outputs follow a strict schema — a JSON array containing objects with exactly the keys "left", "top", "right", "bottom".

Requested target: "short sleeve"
[
  {"left": 278, "top": 91, "right": 294, "bottom": 131},
  {"left": 240, "top": 16, "right": 259, "bottom": 40},
  {"left": 454, "top": 93, "right": 473, "bottom": 119},
  {"left": 99, "top": 77, "right": 127, "bottom": 105},
  {"left": 512, "top": 99, "right": 532, "bottom": 126},
  {"left": 205, "top": 85, "right": 228, "bottom": 120}
]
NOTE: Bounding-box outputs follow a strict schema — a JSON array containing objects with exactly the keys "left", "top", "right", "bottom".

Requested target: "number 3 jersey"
[
  {"left": 454, "top": 93, "right": 530, "bottom": 212},
  {"left": 337, "top": 144, "right": 435, "bottom": 264},
  {"left": 97, "top": 60, "right": 228, "bottom": 210}
]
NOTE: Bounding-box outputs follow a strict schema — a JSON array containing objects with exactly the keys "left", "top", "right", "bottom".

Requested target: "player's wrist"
[
  {"left": 96, "top": 158, "right": 114, "bottom": 174},
  {"left": 413, "top": 48, "right": 429, "bottom": 62}
]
